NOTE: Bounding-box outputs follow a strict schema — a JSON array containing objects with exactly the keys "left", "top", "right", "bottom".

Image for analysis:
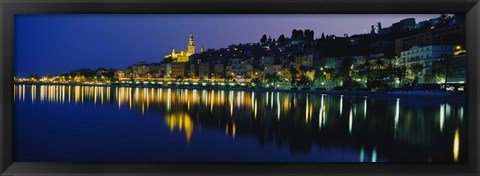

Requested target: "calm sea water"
[{"left": 13, "top": 84, "right": 466, "bottom": 162}]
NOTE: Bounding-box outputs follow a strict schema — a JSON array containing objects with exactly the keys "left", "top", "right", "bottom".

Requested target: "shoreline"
[{"left": 14, "top": 82, "right": 466, "bottom": 101}]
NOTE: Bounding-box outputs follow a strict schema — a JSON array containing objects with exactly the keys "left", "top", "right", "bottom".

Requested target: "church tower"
[{"left": 187, "top": 33, "right": 195, "bottom": 55}]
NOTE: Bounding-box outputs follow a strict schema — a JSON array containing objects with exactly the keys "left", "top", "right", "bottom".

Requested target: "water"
[{"left": 13, "top": 84, "right": 466, "bottom": 162}]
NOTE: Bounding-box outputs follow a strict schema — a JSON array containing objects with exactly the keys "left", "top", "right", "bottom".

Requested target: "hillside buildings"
[
  {"left": 394, "top": 23, "right": 465, "bottom": 55},
  {"left": 115, "top": 14, "right": 465, "bottom": 90}
]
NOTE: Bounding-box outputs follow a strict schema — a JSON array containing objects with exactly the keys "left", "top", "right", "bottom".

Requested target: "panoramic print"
[{"left": 14, "top": 14, "right": 466, "bottom": 162}]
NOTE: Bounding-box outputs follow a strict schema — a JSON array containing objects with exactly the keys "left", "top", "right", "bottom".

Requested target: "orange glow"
[
  {"left": 232, "top": 122, "right": 236, "bottom": 138},
  {"left": 453, "top": 128, "right": 460, "bottom": 162},
  {"left": 25, "top": 85, "right": 316, "bottom": 120},
  {"left": 165, "top": 112, "right": 194, "bottom": 143},
  {"left": 225, "top": 123, "right": 229, "bottom": 135}
]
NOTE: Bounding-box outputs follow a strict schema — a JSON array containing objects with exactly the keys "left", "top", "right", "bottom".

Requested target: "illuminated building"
[
  {"left": 164, "top": 34, "right": 196, "bottom": 63},
  {"left": 146, "top": 63, "right": 162, "bottom": 78},
  {"left": 125, "top": 62, "right": 161, "bottom": 79},
  {"left": 198, "top": 62, "right": 210, "bottom": 80},
  {"left": 171, "top": 62, "right": 187, "bottom": 79},
  {"left": 213, "top": 63, "right": 225, "bottom": 80},
  {"left": 96, "top": 68, "right": 109, "bottom": 79},
  {"left": 187, "top": 62, "right": 198, "bottom": 79},
  {"left": 128, "top": 62, "right": 149, "bottom": 78},
  {"left": 394, "top": 23, "right": 465, "bottom": 55},
  {"left": 160, "top": 63, "right": 172, "bottom": 78},
  {"left": 113, "top": 70, "right": 125, "bottom": 79},
  {"left": 397, "top": 45, "right": 454, "bottom": 81}
]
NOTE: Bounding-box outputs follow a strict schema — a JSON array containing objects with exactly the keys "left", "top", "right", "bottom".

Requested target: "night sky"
[{"left": 14, "top": 14, "right": 439, "bottom": 77}]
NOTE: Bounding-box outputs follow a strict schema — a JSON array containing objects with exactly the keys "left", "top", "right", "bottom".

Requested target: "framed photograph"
[{"left": 1, "top": 0, "right": 479, "bottom": 175}]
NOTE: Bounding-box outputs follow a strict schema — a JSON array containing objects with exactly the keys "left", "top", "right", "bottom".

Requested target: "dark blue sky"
[{"left": 14, "top": 14, "right": 439, "bottom": 77}]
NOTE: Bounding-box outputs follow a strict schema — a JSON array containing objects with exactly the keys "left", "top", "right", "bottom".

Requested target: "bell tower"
[{"left": 188, "top": 33, "right": 195, "bottom": 55}]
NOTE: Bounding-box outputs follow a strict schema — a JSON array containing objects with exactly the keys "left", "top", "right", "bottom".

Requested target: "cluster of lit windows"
[
  {"left": 401, "top": 47, "right": 431, "bottom": 56},
  {"left": 400, "top": 46, "right": 453, "bottom": 61}
]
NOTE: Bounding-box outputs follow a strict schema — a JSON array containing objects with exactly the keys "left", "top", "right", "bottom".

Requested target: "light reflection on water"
[{"left": 14, "top": 84, "right": 466, "bottom": 162}]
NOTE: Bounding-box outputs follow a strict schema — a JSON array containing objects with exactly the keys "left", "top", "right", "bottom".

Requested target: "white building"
[
  {"left": 399, "top": 45, "right": 453, "bottom": 64},
  {"left": 397, "top": 45, "right": 454, "bottom": 82}
]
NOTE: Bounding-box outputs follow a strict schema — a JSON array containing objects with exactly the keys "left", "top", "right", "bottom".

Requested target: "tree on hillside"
[
  {"left": 278, "top": 34, "right": 286, "bottom": 44},
  {"left": 289, "top": 65, "right": 298, "bottom": 88},
  {"left": 409, "top": 63, "right": 424, "bottom": 79},
  {"left": 260, "top": 34, "right": 267, "bottom": 44},
  {"left": 304, "top": 29, "right": 314, "bottom": 40}
]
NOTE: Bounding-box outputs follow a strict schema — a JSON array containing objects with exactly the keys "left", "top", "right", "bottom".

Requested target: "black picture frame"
[{"left": 1, "top": 0, "right": 479, "bottom": 175}]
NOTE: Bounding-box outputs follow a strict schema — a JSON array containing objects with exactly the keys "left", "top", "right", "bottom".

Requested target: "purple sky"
[{"left": 14, "top": 14, "right": 440, "bottom": 77}]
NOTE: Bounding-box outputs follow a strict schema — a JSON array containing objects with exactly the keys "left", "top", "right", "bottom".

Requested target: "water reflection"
[
  {"left": 453, "top": 128, "right": 460, "bottom": 162},
  {"left": 319, "top": 95, "right": 326, "bottom": 129},
  {"left": 364, "top": 97, "right": 367, "bottom": 118},
  {"left": 14, "top": 84, "right": 466, "bottom": 162},
  {"left": 440, "top": 104, "right": 445, "bottom": 132},
  {"left": 340, "top": 95, "right": 343, "bottom": 116},
  {"left": 394, "top": 98, "right": 400, "bottom": 135},
  {"left": 372, "top": 148, "right": 377, "bottom": 162},
  {"left": 349, "top": 108, "right": 353, "bottom": 134},
  {"left": 165, "top": 112, "right": 194, "bottom": 143},
  {"left": 360, "top": 147, "right": 365, "bottom": 162}
]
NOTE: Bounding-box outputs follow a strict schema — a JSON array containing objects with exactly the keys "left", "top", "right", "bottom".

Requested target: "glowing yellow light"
[
  {"left": 305, "top": 96, "right": 309, "bottom": 122},
  {"left": 254, "top": 99, "right": 257, "bottom": 120},
  {"left": 165, "top": 113, "right": 194, "bottom": 143},
  {"left": 453, "top": 128, "right": 460, "bottom": 162},
  {"left": 277, "top": 92, "right": 281, "bottom": 120},
  {"left": 225, "top": 123, "right": 229, "bottom": 135},
  {"left": 232, "top": 122, "right": 236, "bottom": 138}
]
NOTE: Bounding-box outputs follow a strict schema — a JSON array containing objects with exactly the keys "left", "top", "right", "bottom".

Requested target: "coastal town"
[{"left": 15, "top": 14, "right": 466, "bottom": 92}]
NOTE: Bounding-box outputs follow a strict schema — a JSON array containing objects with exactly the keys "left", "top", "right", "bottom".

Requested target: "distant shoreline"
[{"left": 14, "top": 82, "right": 466, "bottom": 101}]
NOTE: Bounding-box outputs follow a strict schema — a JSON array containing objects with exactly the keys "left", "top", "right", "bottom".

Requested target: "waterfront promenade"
[{"left": 14, "top": 81, "right": 466, "bottom": 102}]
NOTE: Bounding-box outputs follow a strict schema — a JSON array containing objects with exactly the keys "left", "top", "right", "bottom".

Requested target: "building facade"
[
  {"left": 164, "top": 34, "right": 196, "bottom": 63},
  {"left": 198, "top": 62, "right": 210, "bottom": 80},
  {"left": 171, "top": 62, "right": 187, "bottom": 79},
  {"left": 213, "top": 63, "right": 225, "bottom": 79},
  {"left": 394, "top": 23, "right": 465, "bottom": 55},
  {"left": 397, "top": 45, "right": 454, "bottom": 82}
]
